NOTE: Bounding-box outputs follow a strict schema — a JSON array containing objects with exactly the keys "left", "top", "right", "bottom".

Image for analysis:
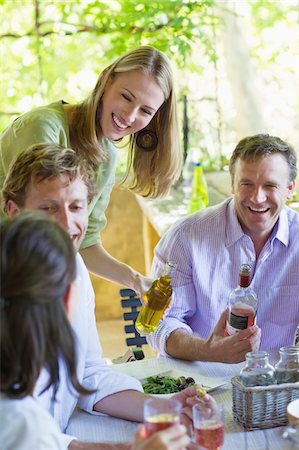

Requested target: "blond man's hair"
[{"left": 1, "top": 143, "right": 96, "bottom": 213}]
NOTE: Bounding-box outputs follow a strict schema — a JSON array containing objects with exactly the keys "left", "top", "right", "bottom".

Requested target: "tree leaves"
[{"left": 0, "top": 0, "right": 219, "bottom": 129}]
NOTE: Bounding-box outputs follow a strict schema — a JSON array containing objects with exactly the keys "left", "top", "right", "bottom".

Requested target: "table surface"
[{"left": 66, "top": 356, "right": 297, "bottom": 449}]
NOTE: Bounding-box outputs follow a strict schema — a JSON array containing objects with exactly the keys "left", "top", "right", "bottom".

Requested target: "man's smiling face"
[
  {"left": 23, "top": 175, "right": 88, "bottom": 252},
  {"left": 232, "top": 153, "right": 295, "bottom": 242}
]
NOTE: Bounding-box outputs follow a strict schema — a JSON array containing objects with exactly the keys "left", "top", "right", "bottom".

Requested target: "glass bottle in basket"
[
  {"left": 135, "top": 261, "right": 177, "bottom": 336},
  {"left": 240, "top": 351, "right": 276, "bottom": 387},
  {"left": 225, "top": 264, "right": 257, "bottom": 336},
  {"left": 274, "top": 347, "right": 299, "bottom": 384}
]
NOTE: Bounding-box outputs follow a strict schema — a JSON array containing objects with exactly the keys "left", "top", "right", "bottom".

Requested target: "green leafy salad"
[{"left": 142, "top": 375, "right": 196, "bottom": 394}]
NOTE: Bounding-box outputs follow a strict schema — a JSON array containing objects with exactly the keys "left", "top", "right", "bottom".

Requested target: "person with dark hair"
[
  {"left": 0, "top": 213, "right": 196, "bottom": 450},
  {"left": 1, "top": 143, "right": 203, "bottom": 450},
  {"left": 0, "top": 46, "right": 182, "bottom": 297},
  {"left": 0, "top": 212, "right": 93, "bottom": 449},
  {"left": 147, "top": 134, "right": 299, "bottom": 362}
]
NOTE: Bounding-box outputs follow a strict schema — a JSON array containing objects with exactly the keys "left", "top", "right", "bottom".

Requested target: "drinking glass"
[
  {"left": 192, "top": 403, "right": 225, "bottom": 450},
  {"left": 143, "top": 397, "right": 181, "bottom": 438}
]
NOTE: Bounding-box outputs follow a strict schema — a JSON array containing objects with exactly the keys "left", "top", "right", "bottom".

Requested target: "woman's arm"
[{"left": 80, "top": 243, "right": 152, "bottom": 297}]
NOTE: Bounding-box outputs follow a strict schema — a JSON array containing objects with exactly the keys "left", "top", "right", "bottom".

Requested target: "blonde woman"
[{"left": 0, "top": 46, "right": 181, "bottom": 295}]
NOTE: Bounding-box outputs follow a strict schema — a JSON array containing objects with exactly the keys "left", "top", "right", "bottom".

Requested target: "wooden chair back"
[{"left": 120, "top": 288, "right": 147, "bottom": 348}]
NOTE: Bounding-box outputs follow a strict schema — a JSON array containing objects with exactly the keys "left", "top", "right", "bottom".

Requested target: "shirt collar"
[
  {"left": 225, "top": 198, "right": 290, "bottom": 247},
  {"left": 272, "top": 207, "right": 289, "bottom": 246},
  {"left": 225, "top": 198, "right": 245, "bottom": 247}
]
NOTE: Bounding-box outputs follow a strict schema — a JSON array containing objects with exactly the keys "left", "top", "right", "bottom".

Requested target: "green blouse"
[{"left": 0, "top": 101, "right": 118, "bottom": 248}]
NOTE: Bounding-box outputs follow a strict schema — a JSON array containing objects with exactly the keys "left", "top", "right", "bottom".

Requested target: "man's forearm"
[
  {"left": 166, "top": 317, "right": 257, "bottom": 364},
  {"left": 166, "top": 329, "right": 210, "bottom": 361}
]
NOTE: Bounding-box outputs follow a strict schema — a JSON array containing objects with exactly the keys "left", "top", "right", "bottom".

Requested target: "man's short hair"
[
  {"left": 1, "top": 143, "right": 96, "bottom": 213},
  {"left": 229, "top": 134, "right": 297, "bottom": 183}
]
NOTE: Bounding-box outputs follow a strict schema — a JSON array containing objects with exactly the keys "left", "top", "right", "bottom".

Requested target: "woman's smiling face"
[
  {"left": 232, "top": 153, "right": 295, "bottom": 242},
  {"left": 99, "top": 70, "right": 165, "bottom": 140}
]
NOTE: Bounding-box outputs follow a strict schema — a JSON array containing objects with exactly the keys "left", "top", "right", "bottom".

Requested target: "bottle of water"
[
  {"left": 188, "top": 162, "right": 209, "bottom": 214},
  {"left": 240, "top": 351, "right": 276, "bottom": 387},
  {"left": 135, "top": 262, "right": 177, "bottom": 336},
  {"left": 275, "top": 347, "right": 299, "bottom": 384}
]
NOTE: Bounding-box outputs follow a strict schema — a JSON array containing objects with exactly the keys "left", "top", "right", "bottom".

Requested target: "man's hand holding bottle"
[{"left": 206, "top": 310, "right": 262, "bottom": 363}]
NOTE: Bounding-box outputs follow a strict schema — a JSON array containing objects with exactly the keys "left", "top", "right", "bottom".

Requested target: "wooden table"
[{"left": 66, "top": 356, "right": 297, "bottom": 449}]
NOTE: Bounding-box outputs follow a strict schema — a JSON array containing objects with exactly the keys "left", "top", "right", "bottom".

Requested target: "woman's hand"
[
  {"left": 134, "top": 274, "right": 174, "bottom": 317},
  {"left": 134, "top": 273, "right": 153, "bottom": 303},
  {"left": 171, "top": 385, "right": 218, "bottom": 436},
  {"left": 171, "top": 385, "right": 203, "bottom": 434},
  {"left": 132, "top": 424, "right": 190, "bottom": 450}
]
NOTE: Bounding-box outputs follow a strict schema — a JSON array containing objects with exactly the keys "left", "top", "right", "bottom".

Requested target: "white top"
[
  {"left": 0, "top": 394, "right": 65, "bottom": 450},
  {"left": 34, "top": 254, "right": 143, "bottom": 448}
]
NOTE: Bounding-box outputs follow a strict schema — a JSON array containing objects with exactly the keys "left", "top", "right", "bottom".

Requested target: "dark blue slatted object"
[{"left": 120, "top": 288, "right": 147, "bottom": 348}]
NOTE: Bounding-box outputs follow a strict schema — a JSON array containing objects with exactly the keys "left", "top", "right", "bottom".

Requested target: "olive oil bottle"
[{"left": 135, "top": 262, "right": 177, "bottom": 336}]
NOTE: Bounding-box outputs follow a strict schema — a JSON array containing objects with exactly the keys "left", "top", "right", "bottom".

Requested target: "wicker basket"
[{"left": 231, "top": 376, "right": 299, "bottom": 430}]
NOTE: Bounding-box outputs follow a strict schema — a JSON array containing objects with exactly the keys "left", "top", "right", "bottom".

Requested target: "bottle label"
[
  {"left": 225, "top": 304, "right": 256, "bottom": 335},
  {"left": 229, "top": 311, "right": 249, "bottom": 330}
]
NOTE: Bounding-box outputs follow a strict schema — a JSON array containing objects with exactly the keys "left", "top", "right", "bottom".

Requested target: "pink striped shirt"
[{"left": 147, "top": 198, "right": 299, "bottom": 356}]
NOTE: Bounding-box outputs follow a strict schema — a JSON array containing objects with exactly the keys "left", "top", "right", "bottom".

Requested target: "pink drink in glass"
[
  {"left": 194, "top": 421, "right": 224, "bottom": 450},
  {"left": 144, "top": 397, "right": 181, "bottom": 438},
  {"left": 144, "top": 413, "right": 180, "bottom": 438},
  {"left": 193, "top": 403, "right": 225, "bottom": 450}
]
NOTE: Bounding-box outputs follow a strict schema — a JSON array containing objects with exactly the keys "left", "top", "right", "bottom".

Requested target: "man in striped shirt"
[{"left": 147, "top": 134, "right": 298, "bottom": 363}]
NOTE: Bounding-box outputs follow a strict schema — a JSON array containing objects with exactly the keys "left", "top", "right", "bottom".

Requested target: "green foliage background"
[
  {"left": 1, "top": 0, "right": 218, "bottom": 116},
  {"left": 0, "top": 0, "right": 298, "bottom": 170}
]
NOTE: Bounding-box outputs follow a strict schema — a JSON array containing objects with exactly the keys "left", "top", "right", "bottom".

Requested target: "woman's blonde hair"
[{"left": 72, "top": 46, "right": 181, "bottom": 198}]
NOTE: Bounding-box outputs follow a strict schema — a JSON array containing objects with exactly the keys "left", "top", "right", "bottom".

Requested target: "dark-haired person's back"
[{"left": 0, "top": 213, "right": 91, "bottom": 449}]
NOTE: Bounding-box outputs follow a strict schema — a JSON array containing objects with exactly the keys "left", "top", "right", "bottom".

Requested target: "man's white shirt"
[{"left": 34, "top": 253, "right": 142, "bottom": 448}]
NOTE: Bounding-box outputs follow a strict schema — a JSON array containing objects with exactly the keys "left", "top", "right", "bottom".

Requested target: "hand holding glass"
[
  {"left": 144, "top": 397, "right": 181, "bottom": 438},
  {"left": 192, "top": 403, "right": 224, "bottom": 450}
]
